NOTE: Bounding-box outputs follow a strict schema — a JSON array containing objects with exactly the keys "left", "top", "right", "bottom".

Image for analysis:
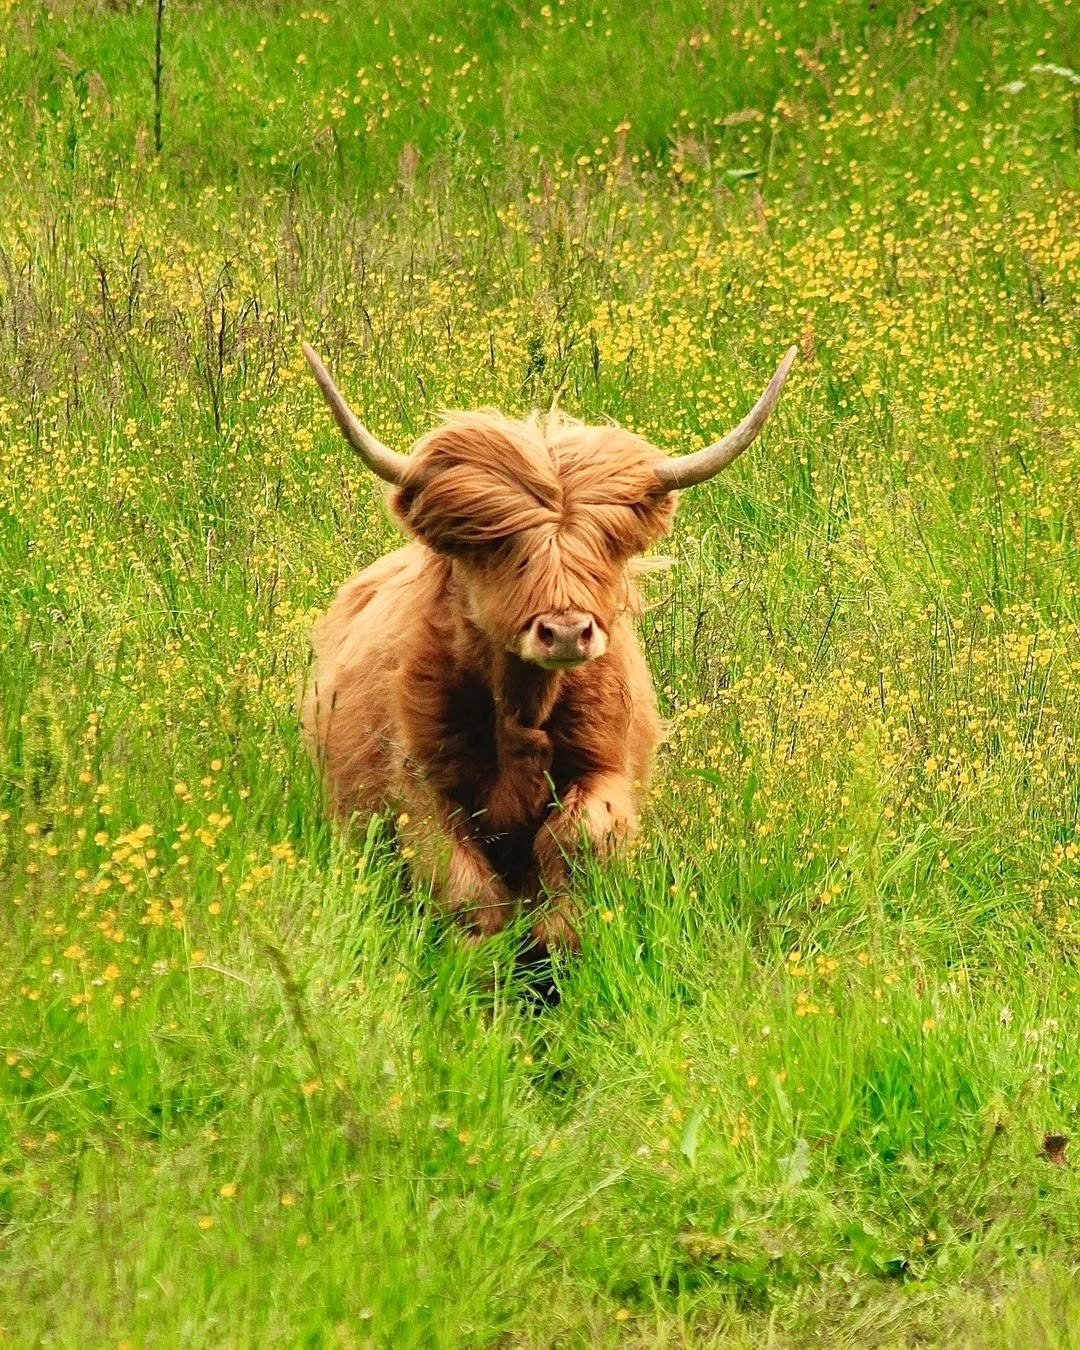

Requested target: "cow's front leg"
[
  {"left": 529, "top": 772, "right": 639, "bottom": 952},
  {"left": 398, "top": 795, "right": 516, "bottom": 939}
]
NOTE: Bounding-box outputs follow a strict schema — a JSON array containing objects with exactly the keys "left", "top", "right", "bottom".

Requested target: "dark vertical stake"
[{"left": 154, "top": 0, "right": 165, "bottom": 154}]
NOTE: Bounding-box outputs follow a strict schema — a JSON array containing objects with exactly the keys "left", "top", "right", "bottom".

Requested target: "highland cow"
[{"left": 301, "top": 342, "right": 795, "bottom": 951}]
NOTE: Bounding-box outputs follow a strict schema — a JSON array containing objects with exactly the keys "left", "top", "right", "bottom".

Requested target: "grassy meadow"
[{"left": 2, "top": 0, "right": 1078, "bottom": 1343}]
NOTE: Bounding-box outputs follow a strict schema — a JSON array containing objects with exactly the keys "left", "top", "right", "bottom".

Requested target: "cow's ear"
[
  {"left": 388, "top": 456, "right": 436, "bottom": 536},
  {"left": 390, "top": 477, "right": 468, "bottom": 556},
  {"left": 655, "top": 488, "right": 679, "bottom": 538},
  {"left": 638, "top": 486, "right": 678, "bottom": 543},
  {"left": 389, "top": 482, "right": 432, "bottom": 545},
  {"left": 390, "top": 484, "right": 418, "bottom": 533}
]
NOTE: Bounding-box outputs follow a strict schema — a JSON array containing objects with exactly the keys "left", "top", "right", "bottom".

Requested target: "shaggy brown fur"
[{"left": 303, "top": 408, "right": 678, "bottom": 951}]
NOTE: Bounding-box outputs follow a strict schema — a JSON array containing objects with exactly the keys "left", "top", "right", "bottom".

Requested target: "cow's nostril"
[
  {"left": 537, "top": 622, "right": 555, "bottom": 648},
  {"left": 579, "top": 621, "right": 594, "bottom": 647}
]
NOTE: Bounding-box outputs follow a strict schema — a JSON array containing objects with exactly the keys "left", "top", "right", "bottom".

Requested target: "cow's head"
[{"left": 303, "top": 343, "right": 795, "bottom": 670}]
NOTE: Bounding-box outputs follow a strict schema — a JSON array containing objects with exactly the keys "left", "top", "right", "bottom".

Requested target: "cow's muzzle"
[{"left": 520, "top": 611, "right": 607, "bottom": 668}]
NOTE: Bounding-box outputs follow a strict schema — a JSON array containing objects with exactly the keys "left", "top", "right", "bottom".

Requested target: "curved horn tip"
[
  {"left": 765, "top": 344, "right": 799, "bottom": 397},
  {"left": 651, "top": 347, "right": 798, "bottom": 492},
  {"left": 301, "top": 341, "right": 333, "bottom": 391},
  {"left": 300, "top": 340, "right": 411, "bottom": 486}
]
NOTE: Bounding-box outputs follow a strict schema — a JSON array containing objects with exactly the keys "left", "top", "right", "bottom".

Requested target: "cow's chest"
[{"left": 429, "top": 676, "right": 584, "bottom": 875}]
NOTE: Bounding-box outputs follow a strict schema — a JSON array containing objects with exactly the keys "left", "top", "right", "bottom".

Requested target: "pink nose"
[{"left": 529, "top": 611, "right": 596, "bottom": 664}]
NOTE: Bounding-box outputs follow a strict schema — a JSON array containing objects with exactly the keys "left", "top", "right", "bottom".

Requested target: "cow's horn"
[
  {"left": 652, "top": 346, "right": 797, "bottom": 491},
  {"left": 302, "top": 342, "right": 411, "bottom": 485}
]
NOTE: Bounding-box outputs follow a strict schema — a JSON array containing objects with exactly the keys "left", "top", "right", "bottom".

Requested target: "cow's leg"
[
  {"left": 398, "top": 794, "right": 516, "bottom": 939},
  {"left": 529, "top": 772, "right": 639, "bottom": 952},
  {"left": 392, "top": 663, "right": 554, "bottom": 943}
]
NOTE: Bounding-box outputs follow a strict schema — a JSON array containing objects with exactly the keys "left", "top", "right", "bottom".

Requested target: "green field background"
[{"left": 1, "top": 1, "right": 1077, "bottom": 1344}]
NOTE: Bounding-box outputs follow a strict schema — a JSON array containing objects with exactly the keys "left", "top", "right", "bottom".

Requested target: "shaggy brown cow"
[{"left": 301, "top": 342, "right": 795, "bottom": 951}]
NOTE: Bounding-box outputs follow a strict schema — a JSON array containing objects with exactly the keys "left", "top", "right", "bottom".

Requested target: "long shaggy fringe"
[{"left": 391, "top": 409, "right": 676, "bottom": 635}]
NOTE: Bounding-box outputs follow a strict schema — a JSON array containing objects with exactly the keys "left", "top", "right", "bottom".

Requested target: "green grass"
[{"left": 1, "top": 0, "right": 1078, "bottom": 1343}]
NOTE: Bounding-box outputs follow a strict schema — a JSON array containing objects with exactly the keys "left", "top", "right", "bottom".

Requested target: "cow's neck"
[
  {"left": 491, "top": 651, "right": 562, "bottom": 729},
  {"left": 452, "top": 597, "right": 564, "bottom": 728}
]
